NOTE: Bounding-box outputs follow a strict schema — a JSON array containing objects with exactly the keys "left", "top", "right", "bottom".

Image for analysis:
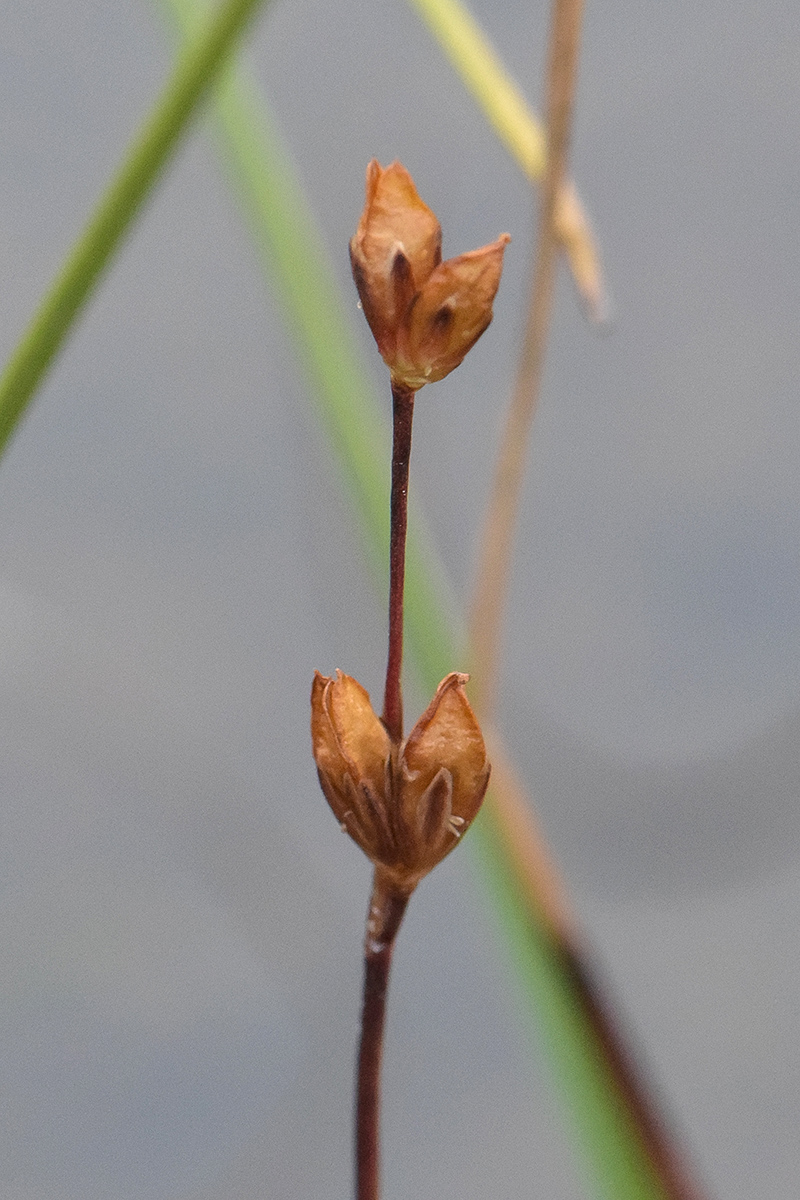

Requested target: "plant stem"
[
  {"left": 382, "top": 382, "right": 416, "bottom": 744},
  {"left": 469, "top": 0, "right": 584, "bottom": 721},
  {"left": 356, "top": 871, "right": 410, "bottom": 1200}
]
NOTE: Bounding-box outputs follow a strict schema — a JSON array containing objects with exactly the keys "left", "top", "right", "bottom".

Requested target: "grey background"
[{"left": 0, "top": 0, "right": 798, "bottom": 1197}]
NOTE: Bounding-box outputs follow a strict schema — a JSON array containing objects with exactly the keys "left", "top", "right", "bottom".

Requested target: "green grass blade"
[
  {"left": 406, "top": 0, "right": 608, "bottom": 323},
  {"left": 160, "top": 5, "right": 679, "bottom": 1197},
  {"left": 407, "top": 0, "right": 547, "bottom": 180},
  {"left": 0, "top": 0, "right": 272, "bottom": 459},
  {"left": 476, "top": 806, "right": 675, "bottom": 1200}
]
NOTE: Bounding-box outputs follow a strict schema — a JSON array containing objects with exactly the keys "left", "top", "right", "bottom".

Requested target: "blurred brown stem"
[
  {"left": 467, "top": 0, "right": 586, "bottom": 1056},
  {"left": 469, "top": 0, "right": 584, "bottom": 720},
  {"left": 466, "top": 1, "right": 709, "bottom": 1195}
]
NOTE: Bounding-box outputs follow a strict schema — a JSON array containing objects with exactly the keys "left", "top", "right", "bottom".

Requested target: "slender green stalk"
[
  {"left": 408, "top": 0, "right": 547, "bottom": 177},
  {"left": 0, "top": 0, "right": 273, "bottom": 458}
]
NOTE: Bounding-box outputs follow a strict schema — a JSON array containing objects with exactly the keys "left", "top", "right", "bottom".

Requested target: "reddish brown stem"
[
  {"left": 356, "top": 872, "right": 410, "bottom": 1200},
  {"left": 382, "top": 383, "right": 415, "bottom": 744}
]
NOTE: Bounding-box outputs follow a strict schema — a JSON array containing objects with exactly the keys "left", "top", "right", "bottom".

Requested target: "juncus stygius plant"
[{"left": 311, "top": 160, "right": 509, "bottom": 1200}]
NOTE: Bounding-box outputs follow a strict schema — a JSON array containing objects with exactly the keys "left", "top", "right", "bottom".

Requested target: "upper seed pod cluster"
[{"left": 349, "top": 160, "right": 510, "bottom": 390}]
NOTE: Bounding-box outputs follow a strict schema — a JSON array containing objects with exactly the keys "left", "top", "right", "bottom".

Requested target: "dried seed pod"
[
  {"left": 349, "top": 160, "right": 510, "bottom": 391},
  {"left": 398, "top": 672, "right": 490, "bottom": 877},
  {"left": 311, "top": 670, "right": 394, "bottom": 866},
  {"left": 311, "top": 670, "right": 491, "bottom": 894}
]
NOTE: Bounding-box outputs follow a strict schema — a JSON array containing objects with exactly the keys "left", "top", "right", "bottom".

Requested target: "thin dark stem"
[
  {"left": 382, "top": 382, "right": 415, "bottom": 744},
  {"left": 356, "top": 871, "right": 410, "bottom": 1200}
]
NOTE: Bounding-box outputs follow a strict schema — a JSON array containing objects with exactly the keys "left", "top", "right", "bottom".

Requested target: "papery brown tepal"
[
  {"left": 311, "top": 669, "right": 490, "bottom": 894},
  {"left": 350, "top": 160, "right": 510, "bottom": 391}
]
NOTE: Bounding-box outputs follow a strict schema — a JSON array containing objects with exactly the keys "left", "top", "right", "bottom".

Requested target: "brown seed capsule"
[
  {"left": 311, "top": 670, "right": 490, "bottom": 894},
  {"left": 349, "top": 160, "right": 510, "bottom": 391},
  {"left": 311, "top": 670, "right": 394, "bottom": 867}
]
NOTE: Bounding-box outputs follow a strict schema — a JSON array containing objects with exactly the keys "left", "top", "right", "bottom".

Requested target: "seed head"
[
  {"left": 311, "top": 670, "right": 490, "bottom": 894},
  {"left": 350, "top": 160, "right": 510, "bottom": 391}
]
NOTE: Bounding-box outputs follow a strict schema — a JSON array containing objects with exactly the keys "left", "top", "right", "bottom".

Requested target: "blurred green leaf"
[
  {"left": 0, "top": 0, "right": 272, "bottom": 457},
  {"left": 408, "top": 0, "right": 547, "bottom": 177}
]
